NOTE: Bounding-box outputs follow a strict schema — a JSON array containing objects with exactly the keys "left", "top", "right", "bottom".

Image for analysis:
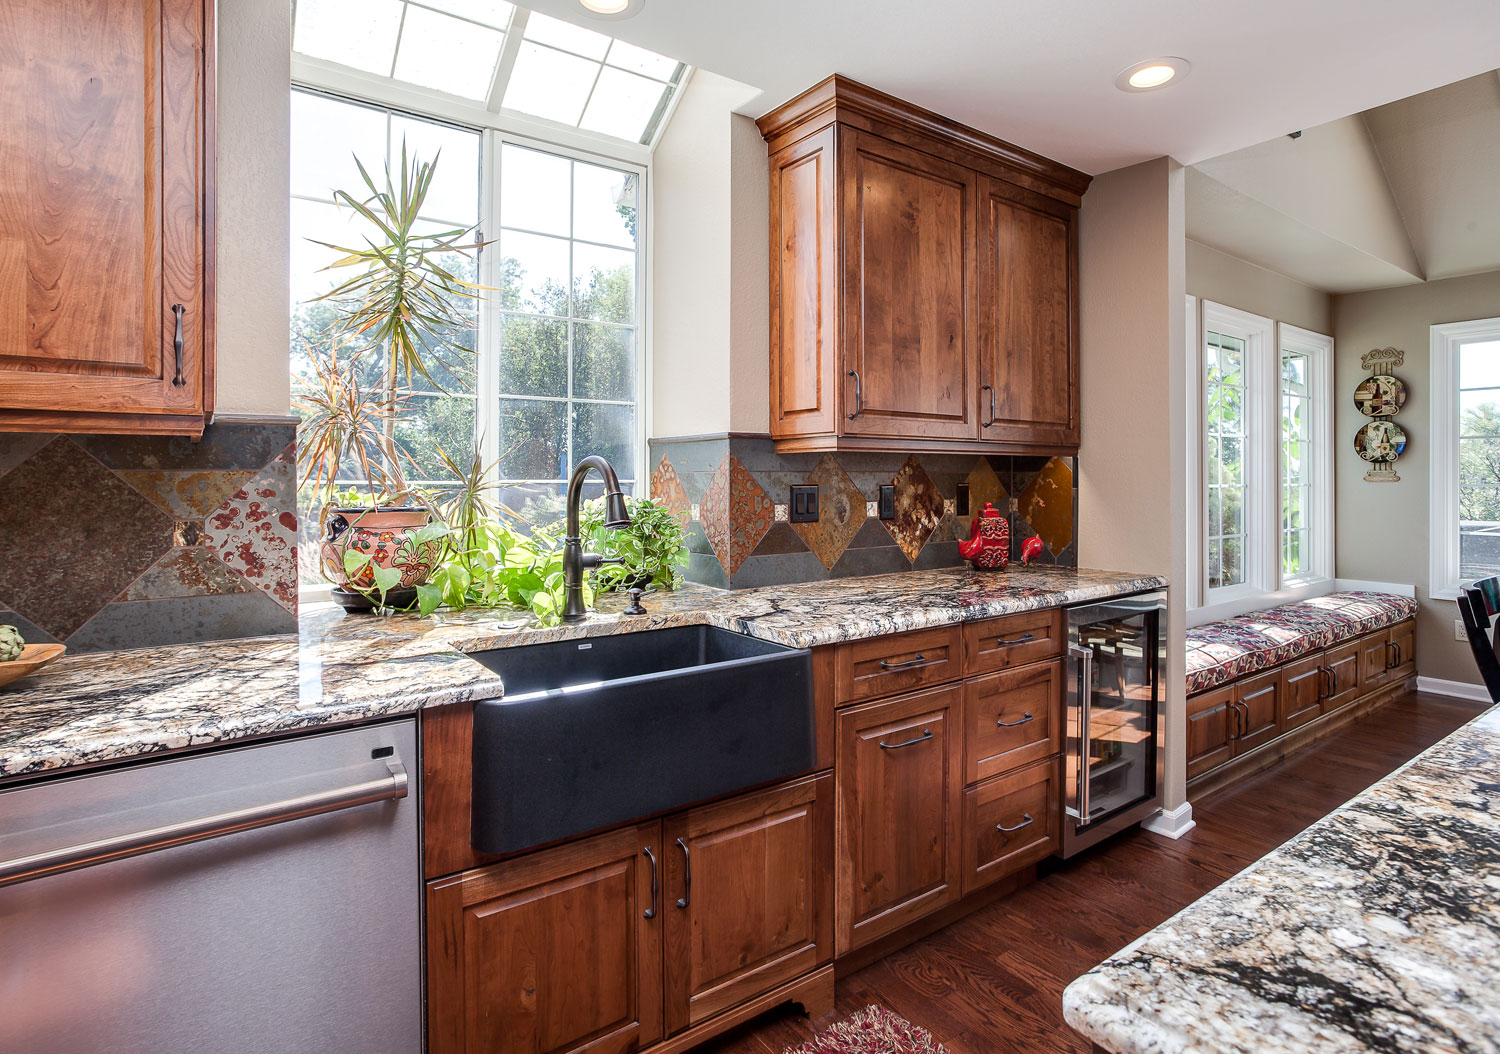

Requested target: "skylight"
[{"left": 291, "top": 0, "right": 687, "bottom": 146}]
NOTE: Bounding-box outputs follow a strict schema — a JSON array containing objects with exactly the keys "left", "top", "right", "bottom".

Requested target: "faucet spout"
[{"left": 562, "top": 455, "right": 632, "bottom": 622}]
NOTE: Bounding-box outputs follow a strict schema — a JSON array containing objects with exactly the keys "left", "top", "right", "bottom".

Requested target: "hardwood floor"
[{"left": 697, "top": 690, "right": 1487, "bottom": 1054}]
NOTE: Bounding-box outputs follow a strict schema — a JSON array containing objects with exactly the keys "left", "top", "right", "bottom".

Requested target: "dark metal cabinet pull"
[
  {"left": 879, "top": 729, "right": 934, "bottom": 750},
  {"left": 848, "top": 369, "right": 863, "bottom": 418},
  {"left": 1229, "top": 700, "right": 1241, "bottom": 739},
  {"left": 642, "top": 846, "right": 658, "bottom": 919},
  {"left": 996, "top": 712, "right": 1035, "bottom": 728},
  {"left": 996, "top": 813, "right": 1034, "bottom": 834},
  {"left": 675, "top": 837, "right": 691, "bottom": 909},
  {"left": 981, "top": 384, "right": 996, "bottom": 427},
  {"left": 996, "top": 632, "right": 1036, "bottom": 646},
  {"left": 879, "top": 654, "right": 926, "bottom": 670},
  {"left": 170, "top": 303, "right": 187, "bottom": 387}
]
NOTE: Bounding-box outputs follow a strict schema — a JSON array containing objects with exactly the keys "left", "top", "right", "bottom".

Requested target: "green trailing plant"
[{"left": 580, "top": 496, "right": 689, "bottom": 592}]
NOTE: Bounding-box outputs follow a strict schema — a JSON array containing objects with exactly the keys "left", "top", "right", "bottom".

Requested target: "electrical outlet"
[
  {"left": 878, "top": 484, "right": 896, "bottom": 521},
  {"left": 789, "top": 485, "right": 819, "bottom": 523},
  {"left": 1456, "top": 619, "right": 1468, "bottom": 641}
]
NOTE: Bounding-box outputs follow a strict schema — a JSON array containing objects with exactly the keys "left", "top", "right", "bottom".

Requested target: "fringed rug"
[{"left": 784, "top": 1005, "right": 950, "bottom": 1054}]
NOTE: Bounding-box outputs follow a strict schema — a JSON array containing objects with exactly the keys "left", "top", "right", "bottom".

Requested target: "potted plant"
[
  {"left": 295, "top": 145, "right": 485, "bottom": 611},
  {"left": 579, "top": 496, "right": 689, "bottom": 592}
]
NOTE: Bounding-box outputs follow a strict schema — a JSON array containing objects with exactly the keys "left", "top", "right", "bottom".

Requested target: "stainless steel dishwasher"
[{"left": 0, "top": 720, "right": 422, "bottom": 1054}]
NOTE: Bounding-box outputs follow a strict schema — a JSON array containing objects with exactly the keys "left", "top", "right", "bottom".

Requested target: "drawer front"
[
  {"left": 1323, "top": 641, "right": 1361, "bottom": 714},
  {"left": 962, "top": 757, "right": 1059, "bottom": 894},
  {"left": 835, "top": 625, "right": 963, "bottom": 705},
  {"left": 1278, "top": 653, "right": 1324, "bottom": 733},
  {"left": 1186, "top": 687, "right": 1233, "bottom": 780},
  {"left": 965, "top": 659, "right": 1063, "bottom": 784},
  {"left": 964, "top": 609, "right": 1064, "bottom": 675}
]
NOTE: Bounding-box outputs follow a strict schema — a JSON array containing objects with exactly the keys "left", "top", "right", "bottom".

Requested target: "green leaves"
[{"left": 579, "top": 496, "right": 688, "bottom": 592}]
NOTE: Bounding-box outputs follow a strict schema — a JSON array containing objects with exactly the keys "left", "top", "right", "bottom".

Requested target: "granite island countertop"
[
  {"left": 0, "top": 565, "right": 1165, "bottom": 782},
  {"left": 1063, "top": 703, "right": 1500, "bottom": 1054}
]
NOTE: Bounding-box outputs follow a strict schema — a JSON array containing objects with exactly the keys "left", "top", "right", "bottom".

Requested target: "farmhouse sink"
[{"left": 467, "top": 626, "right": 815, "bottom": 855}]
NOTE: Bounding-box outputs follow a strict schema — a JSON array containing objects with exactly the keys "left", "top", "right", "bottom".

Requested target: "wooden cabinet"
[
  {"left": 758, "top": 75, "right": 1090, "bottom": 455},
  {"left": 976, "top": 178, "right": 1079, "bottom": 448},
  {"left": 835, "top": 685, "right": 963, "bottom": 953},
  {"left": 1388, "top": 621, "right": 1416, "bottom": 681},
  {"left": 0, "top": 0, "right": 214, "bottom": 436},
  {"left": 1186, "top": 686, "right": 1234, "bottom": 780},
  {"left": 1279, "top": 654, "right": 1325, "bottom": 733},
  {"left": 965, "top": 659, "right": 1063, "bottom": 783},
  {"left": 834, "top": 625, "right": 962, "bottom": 705},
  {"left": 1233, "top": 671, "right": 1280, "bottom": 753},
  {"left": 963, "top": 608, "right": 1064, "bottom": 674},
  {"left": 1322, "top": 640, "right": 1362, "bottom": 714},
  {"left": 426, "top": 823, "right": 663, "bottom": 1054},
  {"left": 962, "top": 757, "right": 1059, "bottom": 894},
  {"left": 1359, "top": 629, "right": 1392, "bottom": 689},
  {"left": 662, "top": 775, "right": 833, "bottom": 1035}
]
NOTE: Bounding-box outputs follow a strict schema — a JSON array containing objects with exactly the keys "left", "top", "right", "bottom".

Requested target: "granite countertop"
[
  {"left": 1063, "top": 704, "right": 1500, "bottom": 1054},
  {"left": 0, "top": 565, "right": 1164, "bottom": 782}
]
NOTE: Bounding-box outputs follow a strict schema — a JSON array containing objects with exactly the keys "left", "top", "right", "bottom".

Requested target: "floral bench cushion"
[{"left": 1186, "top": 592, "right": 1418, "bottom": 696}]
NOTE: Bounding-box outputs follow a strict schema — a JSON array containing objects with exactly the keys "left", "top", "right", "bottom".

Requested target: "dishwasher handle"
[{"left": 0, "top": 761, "right": 408, "bottom": 889}]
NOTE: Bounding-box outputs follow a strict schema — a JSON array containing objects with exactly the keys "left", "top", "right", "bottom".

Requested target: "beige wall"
[
  {"left": 1187, "top": 240, "right": 1332, "bottom": 335},
  {"left": 650, "top": 70, "right": 767, "bottom": 439},
  {"left": 1079, "top": 157, "right": 1190, "bottom": 813},
  {"left": 215, "top": 0, "right": 292, "bottom": 417},
  {"left": 1332, "top": 269, "right": 1500, "bottom": 685}
]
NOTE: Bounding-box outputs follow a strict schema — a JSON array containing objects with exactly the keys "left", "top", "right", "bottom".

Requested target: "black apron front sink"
[{"left": 467, "top": 626, "right": 815, "bottom": 855}]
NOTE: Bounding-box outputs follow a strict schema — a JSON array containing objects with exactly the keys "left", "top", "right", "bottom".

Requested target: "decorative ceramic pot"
[
  {"left": 320, "top": 506, "right": 439, "bottom": 605},
  {"left": 958, "top": 502, "right": 1010, "bottom": 571}
]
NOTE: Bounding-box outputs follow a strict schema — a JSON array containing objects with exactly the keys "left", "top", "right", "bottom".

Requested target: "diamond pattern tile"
[
  {"left": 0, "top": 437, "right": 174, "bottom": 638},
  {"left": 699, "top": 455, "right": 774, "bottom": 576},
  {"left": 887, "top": 456, "right": 944, "bottom": 563},
  {"left": 1018, "top": 456, "right": 1075, "bottom": 557},
  {"left": 792, "top": 454, "right": 868, "bottom": 570},
  {"left": 204, "top": 443, "right": 299, "bottom": 613},
  {"left": 117, "top": 469, "right": 258, "bottom": 519},
  {"left": 119, "top": 547, "right": 253, "bottom": 602},
  {"left": 649, "top": 456, "right": 692, "bottom": 526}
]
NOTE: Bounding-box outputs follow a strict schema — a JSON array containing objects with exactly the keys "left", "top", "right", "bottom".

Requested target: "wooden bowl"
[{"left": 0, "top": 643, "right": 67, "bottom": 689}]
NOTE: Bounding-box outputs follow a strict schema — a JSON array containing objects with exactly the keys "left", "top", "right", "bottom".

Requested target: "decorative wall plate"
[
  {"left": 1354, "top": 420, "right": 1408, "bottom": 462},
  {"left": 1353, "top": 374, "right": 1407, "bottom": 416}
]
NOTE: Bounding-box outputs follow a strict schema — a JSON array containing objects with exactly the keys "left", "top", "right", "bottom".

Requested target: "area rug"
[{"left": 784, "top": 1005, "right": 950, "bottom": 1054}]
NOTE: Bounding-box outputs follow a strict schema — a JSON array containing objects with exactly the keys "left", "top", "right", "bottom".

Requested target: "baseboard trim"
[
  {"left": 1141, "top": 802, "right": 1196, "bottom": 839},
  {"left": 1415, "top": 675, "right": 1492, "bottom": 703}
]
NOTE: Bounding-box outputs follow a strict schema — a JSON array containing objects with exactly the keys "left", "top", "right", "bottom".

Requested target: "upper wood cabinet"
[
  {"left": 0, "top": 0, "right": 214, "bottom": 436},
  {"left": 759, "top": 76, "right": 1090, "bottom": 455}
]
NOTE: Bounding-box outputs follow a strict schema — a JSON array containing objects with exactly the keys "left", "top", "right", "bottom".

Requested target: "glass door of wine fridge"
[{"left": 1061, "top": 591, "right": 1165, "bottom": 857}]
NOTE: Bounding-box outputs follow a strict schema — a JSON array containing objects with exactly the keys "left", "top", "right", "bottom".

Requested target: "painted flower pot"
[{"left": 320, "top": 506, "right": 438, "bottom": 608}]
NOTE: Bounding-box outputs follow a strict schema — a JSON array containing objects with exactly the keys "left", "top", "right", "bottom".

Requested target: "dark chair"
[{"left": 1457, "top": 575, "right": 1500, "bottom": 702}]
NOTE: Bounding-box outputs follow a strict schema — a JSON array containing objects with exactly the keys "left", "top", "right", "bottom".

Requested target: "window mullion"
[
  {"left": 486, "top": 8, "right": 528, "bottom": 114},
  {"left": 477, "top": 130, "right": 503, "bottom": 501}
]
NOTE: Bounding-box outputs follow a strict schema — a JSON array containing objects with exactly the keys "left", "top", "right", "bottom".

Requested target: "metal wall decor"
[{"left": 1356, "top": 347, "right": 1407, "bottom": 482}]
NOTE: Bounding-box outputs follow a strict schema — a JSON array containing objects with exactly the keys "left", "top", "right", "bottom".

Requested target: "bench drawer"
[
  {"left": 965, "top": 659, "right": 1063, "bottom": 784},
  {"left": 964, "top": 609, "right": 1064, "bottom": 675},
  {"left": 835, "top": 625, "right": 963, "bottom": 705},
  {"left": 962, "top": 757, "right": 1059, "bottom": 894}
]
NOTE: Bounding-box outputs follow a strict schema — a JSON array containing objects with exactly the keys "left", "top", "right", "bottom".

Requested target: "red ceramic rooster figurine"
[
  {"left": 958, "top": 503, "right": 1009, "bottom": 570},
  {"left": 1020, "top": 535, "right": 1045, "bottom": 566}
]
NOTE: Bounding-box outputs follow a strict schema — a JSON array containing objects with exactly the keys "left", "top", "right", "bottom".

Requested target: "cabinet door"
[
  {"left": 0, "top": 0, "right": 210, "bottom": 434},
  {"left": 839, "top": 128, "right": 978, "bottom": 441},
  {"left": 962, "top": 756, "right": 1060, "bottom": 894},
  {"left": 1186, "top": 687, "right": 1233, "bottom": 780},
  {"left": 426, "top": 824, "right": 663, "bottom": 1054},
  {"left": 835, "top": 684, "right": 963, "bottom": 953},
  {"left": 662, "top": 775, "right": 833, "bottom": 1034},
  {"left": 976, "top": 177, "right": 1078, "bottom": 448},
  {"left": 768, "top": 127, "right": 838, "bottom": 440},
  {"left": 1388, "top": 621, "right": 1415, "bottom": 681},
  {"left": 1234, "top": 671, "right": 1280, "bottom": 754},
  {"left": 965, "top": 659, "right": 1063, "bottom": 783},
  {"left": 1323, "top": 640, "right": 1362, "bottom": 713},
  {"left": 1359, "top": 629, "right": 1392, "bottom": 689},
  {"left": 1279, "top": 653, "right": 1324, "bottom": 733}
]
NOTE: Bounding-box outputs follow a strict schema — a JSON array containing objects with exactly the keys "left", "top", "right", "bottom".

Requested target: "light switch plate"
[
  {"left": 878, "top": 485, "right": 896, "bottom": 521},
  {"left": 790, "top": 485, "right": 819, "bottom": 523}
]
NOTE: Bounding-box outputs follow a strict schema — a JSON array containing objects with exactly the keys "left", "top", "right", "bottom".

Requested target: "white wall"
[
  {"left": 215, "top": 0, "right": 292, "bottom": 417},
  {"left": 1078, "top": 157, "right": 1190, "bottom": 812},
  {"left": 650, "top": 69, "right": 767, "bottom": 439}
]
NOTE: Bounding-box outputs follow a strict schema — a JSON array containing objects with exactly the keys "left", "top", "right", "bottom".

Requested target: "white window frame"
[
  {"left": 1277, "top": 324, "right": 1334, "bottom": 588},
  {"left": 1196, "top": 301, "right": 1277, "bottom": 610},
  {"left": 1429, "top": 316, "right": 1500, "bottom": 601}
]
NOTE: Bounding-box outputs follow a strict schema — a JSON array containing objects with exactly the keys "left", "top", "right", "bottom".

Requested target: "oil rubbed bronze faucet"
[{"left": 562, "top": 454, "right": 632, "bottom": 622}]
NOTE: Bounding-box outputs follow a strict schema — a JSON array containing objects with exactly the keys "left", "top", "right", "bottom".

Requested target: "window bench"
[{"left": 1186, "top": 592, "right": 1417, "bottom": 793}]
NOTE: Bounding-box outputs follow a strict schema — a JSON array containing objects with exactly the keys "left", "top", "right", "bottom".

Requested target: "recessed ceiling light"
[
  {"left": 1115, "top": 57, "right": 1191, "bottom": 93},
  {"left": 579, "top": 0, "right": 643, "bottom": 18}
]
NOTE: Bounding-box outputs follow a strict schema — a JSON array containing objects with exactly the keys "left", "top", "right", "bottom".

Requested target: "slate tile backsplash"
[
  {"left": 0, "top": 420, "right": 298, "bottom": 653},
  {"left": 649, "top": 435, "right": 1078, "bottom": 589}
]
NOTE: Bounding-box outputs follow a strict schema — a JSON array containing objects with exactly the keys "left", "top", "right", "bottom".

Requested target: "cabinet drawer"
[
  {"left": 1279, "top": 653, "right": 1324, "bottom": 733},
  {"left": 1186, "top": 687, "right": 1233, "bottom": 780},
  {"left": 964, "top": 609, "right": 1064, "bottom": 674},
  {"left": 962, "top": 757, "right": 1059, "bottom": 894},
  {"left": 835, "top": 626, "right": 962, "bottom": 705},
  {"left": 965, "top": 659, "right": 1063, "bottom": 784}
]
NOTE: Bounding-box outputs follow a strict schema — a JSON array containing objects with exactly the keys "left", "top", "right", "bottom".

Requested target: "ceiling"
[{"left": 520, "top": 0, "right": 1500, "bottom": 175}]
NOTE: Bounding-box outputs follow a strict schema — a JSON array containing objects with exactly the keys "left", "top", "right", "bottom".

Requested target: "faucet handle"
[{"left": 580, "top": 553, "right": 625, "bottom": 569}]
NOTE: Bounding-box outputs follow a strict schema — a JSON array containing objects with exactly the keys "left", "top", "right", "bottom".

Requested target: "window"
[
  {"left": 1430, "top": 317, "right": 1500, "bottom": 599},
  {"left": 1191, "top": 301, "right": 1332, "bottom": 611}
]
